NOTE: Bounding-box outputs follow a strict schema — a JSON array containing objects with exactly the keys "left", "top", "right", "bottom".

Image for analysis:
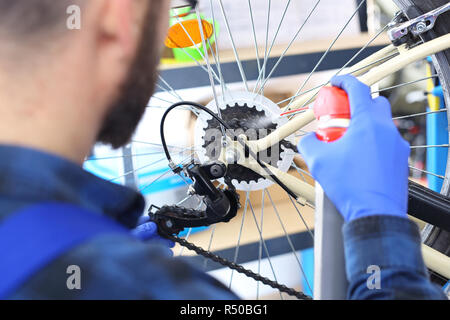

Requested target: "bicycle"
[{"left": 87, "top": 0, "right": 450, "bottom": 299}]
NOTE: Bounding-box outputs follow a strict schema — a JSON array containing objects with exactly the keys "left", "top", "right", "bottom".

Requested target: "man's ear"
[
  {"left": 82, "top": 0, "right": 148, "bottom": 110},
  {"left": 97, "top": 0, "right": 141, "bottom": 61}
]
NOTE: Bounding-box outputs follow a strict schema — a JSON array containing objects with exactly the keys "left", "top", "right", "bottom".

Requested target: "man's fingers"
[
  {"left": 331, "top": 75, "right": 371, "bottom": 116},
  {"left": 131, "top": 221, "right": 158, "bottom": 240},
  {"left": 374, "top": 95, "right": 393, "bottom": 119},
  {"left": 154, "top": 239, "right": 176, "bottom": 249},
  {"left": 137, "top": 215, "right": 151, "bottom": 225},
  {"left": 298, "top": 133, "right": 322, "bottom": 166}
]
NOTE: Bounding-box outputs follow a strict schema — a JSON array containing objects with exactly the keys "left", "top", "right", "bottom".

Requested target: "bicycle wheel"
[
  {"left": 393, "top": 0, "right": 450, "bottom": 288},
  {"left": 86, "top": 0, "right": 450, "bottom": 299}
]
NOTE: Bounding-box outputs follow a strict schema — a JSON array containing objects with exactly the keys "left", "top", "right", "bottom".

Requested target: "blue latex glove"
[
  {"left": 298, "top": 75, "right": 410, "bottom": 222},
  {"left": 131, "top": 216, "right": 175, "bottom": 249}
]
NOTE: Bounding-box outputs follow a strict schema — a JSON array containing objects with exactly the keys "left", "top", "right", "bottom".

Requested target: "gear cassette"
[{"left": 194, "top": 91, "right": 297, "bottom": 191}]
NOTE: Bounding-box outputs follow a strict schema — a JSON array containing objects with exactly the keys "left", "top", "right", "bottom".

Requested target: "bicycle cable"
[
  {"left": 157, "top": 101, "right": 313, "bottom": 299},
  {"left": 160, "top": 101, "right": 299, "bottom": 199}
]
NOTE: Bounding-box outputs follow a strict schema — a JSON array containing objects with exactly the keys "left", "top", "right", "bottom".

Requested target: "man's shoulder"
[{"left": 12, "top": 234, "right": 237, "bottom": 300}]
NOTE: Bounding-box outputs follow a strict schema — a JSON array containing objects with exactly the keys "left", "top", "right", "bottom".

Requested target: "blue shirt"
[
  {"left": 343, "top": 216, "right": 447, "bottom": 299},
  {"left": 0, "top": 145, "right": 445, "bottom": 299},
  {"left": 0, "top": 145, "right": 237, "bottom": 299}
]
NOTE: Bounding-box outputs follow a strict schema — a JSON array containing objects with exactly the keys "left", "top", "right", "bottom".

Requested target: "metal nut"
[
  {"left": 415, "top": 21, "right": 427, "bottom": 33},
  {"left": 225, "top": 149, "right": 240, "bottom": 164}
]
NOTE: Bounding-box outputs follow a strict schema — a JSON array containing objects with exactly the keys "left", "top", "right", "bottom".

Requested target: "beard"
[{"left": 96, "top": 3, "right": 163, "bottom": 149}]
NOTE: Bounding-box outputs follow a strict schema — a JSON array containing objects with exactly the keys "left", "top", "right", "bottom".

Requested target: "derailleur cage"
[{"left": 149, "top": 161, "right": 240, "bottom": 237}]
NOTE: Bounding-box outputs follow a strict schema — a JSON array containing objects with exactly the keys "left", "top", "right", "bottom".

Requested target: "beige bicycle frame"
[{"left": 218, "top": 33, "right": 450, "bottom": 279}]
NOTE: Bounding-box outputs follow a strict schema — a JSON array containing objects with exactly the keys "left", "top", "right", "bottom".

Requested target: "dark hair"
[{"left": 0, "top": 0, "right": 81, "bottom": 40}]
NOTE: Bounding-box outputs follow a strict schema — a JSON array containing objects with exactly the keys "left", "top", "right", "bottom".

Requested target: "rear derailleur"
[{"left": 149, "top": 161, "right": 240, "bottom": 237}]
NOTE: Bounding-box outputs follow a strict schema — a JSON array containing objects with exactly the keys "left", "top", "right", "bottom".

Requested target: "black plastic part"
[
  {"left": 160, "top": 101, "right": 300, "bottom": 201},
  {"left": 187, "top": 0, "right": 197, "bottom": 8},
  {"left": 187, "top": 164, "right": 223, "bottom": 201},
  {"left": 202, "top": 103, "right": 299, "bottom": 188},
  {"left": 408, "top": 181, "right": 450, "bottom": 232},
  {"left": 149, "top": 161, "right": 240, "bottom": 236},
  {"left": 150, "top": 190, "right": 239, "bottom": 236}
]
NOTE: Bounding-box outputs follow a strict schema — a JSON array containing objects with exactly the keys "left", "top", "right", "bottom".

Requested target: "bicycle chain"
[
  {"left": 167, "top": 233, "right": 312, "bottom": 300},
  {"left": 152, "top": 172, "right": 311, "bottom": 300}
]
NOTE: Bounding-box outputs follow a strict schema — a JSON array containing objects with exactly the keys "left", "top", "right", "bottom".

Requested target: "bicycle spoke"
[
  {"left": 409, "top": 167, "right": 445, "bottom": 180},
  {"left": 373, "top": 75, "right": 439, "bottom": 95},
  {"left": 288, "top": 196, "right": 314, "bottom": 240},
  {"left": 280, "top": 53, "right": 401, "bottom": 119},
  {"left": 277, "top": 52, "right": 400, "bottom": 107},
  {"left": 131, "top": 140, "right": 199, "bottom": 152},
  {"left": 176, "top": 194, "right": 195, "bottom": 206},
  {"left": 256, "top": 189, "right": 266, "bottom": 300},
  {"left": 229, "top": 191, "right": 249, "bottom": 289},
  {"left": 218, "top": 0, "right": 249, "bottom": 91},
  {"left": 393, "top": 108, "right": 447, "bottom": 120},
  {"left": 291, "top": 161, "right": 313, "bottom": 182},
  {"left": 108, "top": 151, "right": 186, "bottom": 183},
  {"left": 174, "top": 15, "right": 209, "bottom": 63},
  {"left": 248, "top": 196, "right": 283, "bottom": 300},
  {"left": 155, "top": 83, "right": 181, "bottom": 102},
  {"left": 86, "top": 151, "right": 168, "bottom": 162},
  {"left": 248, "top": 0, "right": 262, "bottom": 75},
  {"left": 147, "top": 104, "right": 201, "bottom": 116},
  {"left": 179, "top": 228, "right": 193, "bottom": 256},
  {"left": 255, "top": 0, "right": 322, "bottom": 95},
  {"left": 209, "top": 0, "right": 227, "bottom": 99},
  {"left": 410, "top": 144, "right": 449, "bottom": 149},
  {"left": 206, "top": 38, "right": 220, "bottom": 76},
  {"left": 170, "top": 16, "right": 222, "bottom": 84},
  {"left": 333, "top": 24, "right": 390, "bottom": 78},
  {"left": 207, "top": 37, "right": 227, "bottom": 97},
  {"left": 149, "top": 95, "right": 178, "bottom": 105},
  {"left": 176, "top": 45, "right": 222, "bottom": 83},
  {"left": 139, "top": 153, "right": 195, "bottom": 192},
  {"left": 266, "top": 190, "right": 313, "bottom": 294},
  {"left": 158, "top": 75, "right": 184, "bottom": 101},
  {"left": 203, "top": 224, "right": 217, "bottom": 270},
  {"left": 258, "top": 0, "right": 271, "bottom": 92},
  {"left": 196, "top": 8, "right": 226, "bottom": 136},
  {"left": 259, "top": 0, "right": 292, "bottom": 89},
  {"left": 139, "top": 168, "right": 173, "bottom": 192},
  {"left": 284, "top": 0, "right": 367, "bottom": 111}
]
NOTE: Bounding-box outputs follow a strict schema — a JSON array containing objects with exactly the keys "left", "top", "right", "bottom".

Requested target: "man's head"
[{"left": 0, "top": 0, "right": 170, "bottom": 163}]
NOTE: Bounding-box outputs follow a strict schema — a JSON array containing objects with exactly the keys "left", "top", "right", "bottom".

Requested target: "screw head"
[
  {"left": 416, "top": 22, "right": 427, "bottom": 33},
  {"left": 210, "top": 164, "right": 224, "bottom": 177}
]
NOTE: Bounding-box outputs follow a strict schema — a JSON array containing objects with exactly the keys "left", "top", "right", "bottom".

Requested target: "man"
[
  {"left": 0, "top": 0, "right": 445, "bottom": 299},
  {"left": 0, "top": 0, "right": 236, "bottom": 300}
]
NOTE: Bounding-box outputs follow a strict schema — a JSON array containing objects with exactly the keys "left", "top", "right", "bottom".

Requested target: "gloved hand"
[
  {"left": 131, "top": 216, "right": 175, "bottom": 249},
  {"left": 298, "top": 75, "right": 410, "bottom": 222}
]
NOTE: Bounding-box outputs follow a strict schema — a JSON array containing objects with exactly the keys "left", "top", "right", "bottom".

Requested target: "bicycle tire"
[{"left": 395, "top": 0, "right": 450, "bottom": 259}]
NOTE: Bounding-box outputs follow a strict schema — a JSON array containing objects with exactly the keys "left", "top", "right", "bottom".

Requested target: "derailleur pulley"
[{"left": 149, "top": 161, "right": 240, "bottom": 237}]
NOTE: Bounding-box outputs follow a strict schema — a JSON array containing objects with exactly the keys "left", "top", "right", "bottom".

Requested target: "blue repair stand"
[{"left": 426, "top": 85, "right": 448, "bottom": 192}]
